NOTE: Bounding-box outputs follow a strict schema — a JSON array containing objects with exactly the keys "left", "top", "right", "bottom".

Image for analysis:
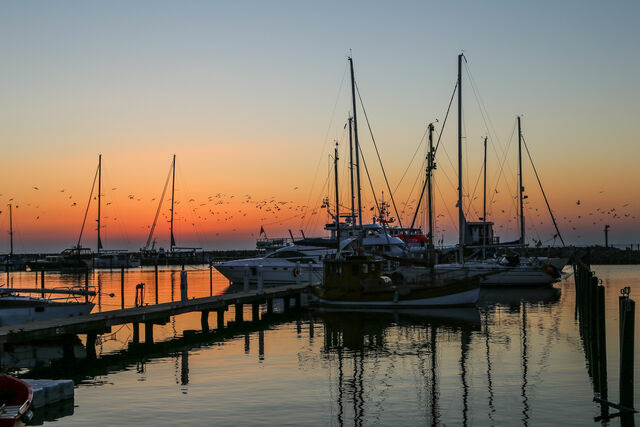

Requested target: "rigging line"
[
  {"left": 433, "top": 80, "right": 458, "bottom": 154},
  {"left": 488, "top": 121, "right": 517, "bottom": 207},
  {"left": 393, "top": 126, "right": 429, "bottom": 194},
  {"left": 521, "top": 135, "right": 566, "bottom": 246},
  {"left": 358, "top": 144, "right": 392, "bottom": 246},
  {"left": 434, "top": 180, "right": 458, "bottom": 235},
  {"left": 299, "top": 63, "right": 349, "bottom": 231},
  {"left": 146, "top": 160, "right": 173, "bottom": 249},
  {"left": 355, "top": 81, "right": 404, "bottom": 230},
  {"left": 77, "top": 162, "right": 99, "bottom": 248},
  {"left": 465, "top": 139, "right": 485, "bottom": 218}
]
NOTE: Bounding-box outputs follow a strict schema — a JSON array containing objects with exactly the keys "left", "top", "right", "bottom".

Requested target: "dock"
[{"left": 0, "top": 284, "right": 311, "bottom": 348}]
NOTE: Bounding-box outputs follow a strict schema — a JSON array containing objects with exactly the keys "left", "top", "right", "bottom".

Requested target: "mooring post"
[
  {"left": 201, "top": 310, "right": 209, "bottom": 333},
  {"left": 120, "top": 266, "right": 125, "bottom": 309},
  {"left": 308, "top": 261, "right": 313, "bottom": 285},
  {"left": 266, "top": 297, "right": 274, "bottom": 314},
  {"left": 295, "top": 261, "right": 301, "bottom": 286},
  {"left": 252, "top": 302, "right": 260, "bottom": 322},
  {"left": 309, "top": 315, "right": 315, "bottom": 341},
  {"left": 217, "top": 308, "right": 225, "bottom": 329},
  {"left": 132, "top": 323, "right": 140, "bottom": 343},
  {"left": 86, "top": 332, "right": 97, "bottom": 360},
  {"left": 243, "top": 265, "right": 250, "bottom": 293},
  {"left": 235, "top": 303, "right": 244, "bottom": 322},
  {"left": 144, "top": 322, "right": 154, "bottom": 345},
  {"left": 41, "top": 270, "right": 45, "bottom": 297},
  {"left": 258, "top": 329, "right": 265, "bottom": 361},
  {"left": 85, "top": 268, "right": 90, "bottom": 303},
  {"left": 596, "top": 284, "right": 608, "bottom": 419},
  {"left": 295, "top": 293, "right": 301, "bottom": 309},
  {"left": 180, "top": 270, "right": 188, "bottom": 302},
  {"left": 154, "top": 263, "right": 159, "bottom": 304},
  {"left": 257, "top": 265, "right": 264, "bottom": 295},
  {"left": 619, "top": 288, "right": 635, "bottom": 410},
  {"left": 209, "top": 262, "right": 213, "bottom": 296}
]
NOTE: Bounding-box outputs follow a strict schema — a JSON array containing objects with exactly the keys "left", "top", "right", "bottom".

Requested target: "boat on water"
[
  {"left": 93, "top": 250, "right": 141, "bottom": 269},
  {"left": 0, "top": 288, "right": 95, "bottom": 327},
  {"left": 215, "top": 224, "right": 407, "bottom": 286},
  {"left": 0, "top": 375, "right": 33, "bottom": 427},
  {"left": 313, "top": 255, "right": 488, "bottom": 308}
]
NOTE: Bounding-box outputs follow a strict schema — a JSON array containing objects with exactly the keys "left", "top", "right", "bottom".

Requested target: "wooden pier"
[{"left": 0, "top": 284, "right": 311, "bottom": 346}]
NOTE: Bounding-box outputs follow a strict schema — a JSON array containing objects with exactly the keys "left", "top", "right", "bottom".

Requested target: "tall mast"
[
  {"left": 427, "top": 123, "right": 435, "bottom": 267},
  {"left": 170, "top": 154, "right": 176, "bottom": 251},
  {"left": 8, "top": 204, "right": 13, "bottom": 257},
  {"left": 334, "top": 142, "right": 340, "bottom": 251},
  {"left": 517, "top": 116, "right": 525, "bottom": 244},
  {"left": 482, "top": 136, "right": 487, "bottom": 259},
  {"left": 348, "top": 117, "right": 356, "bottom": 230},
  {"left": 349, "top": 56, "right": 363, "bottom": 228},
  {"left": 457, "top": 53, "right": 464, "bottom": 263},
  {"left": 97, "top": 154, "right": 102, "bottom": 254}
]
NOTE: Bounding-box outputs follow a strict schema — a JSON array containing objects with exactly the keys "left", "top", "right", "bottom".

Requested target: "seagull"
[
  {"left": 33, "top": 186, "right": 39, "bottom": 190},
  {"left": 576, "top": 200, "right": 581, "bottom": 205}
]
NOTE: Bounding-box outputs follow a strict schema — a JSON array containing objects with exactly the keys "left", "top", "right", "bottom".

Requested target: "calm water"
[{"left": 2, "top": 265, "right": 640, "bottom": 426}]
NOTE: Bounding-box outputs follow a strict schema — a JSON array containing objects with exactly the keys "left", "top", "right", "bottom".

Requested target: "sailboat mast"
[
  {"left": 349, "top": 56, "right": 363, "bottom": 228},
  {"left": 427, "top": 123, "right": 435, "bottom": 266},
  {"left": 457, "top": 53, "right": 464, "bottom": 263},
  {"left": 97, "top": 154, "right": 102, "bottom": 254},
  {"left": 8, "top": 203, "right": 13, "bottom": 257},
  {"left": 170, "top": 154, "right": 176, "bottom": 252},
  {"left": 334, "top": 142, "right": 340, "bottom": 251},
  {"left": 483, "top": 137, "right": 487, "bottom": 259},
  {"left": 517, "top": 116, "right": 525, "bottom": 244},
  {"left": 348, "top": 117, "right": 356, "bottom": 230}
]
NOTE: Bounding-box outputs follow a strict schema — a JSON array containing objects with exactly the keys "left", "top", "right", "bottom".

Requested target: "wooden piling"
[
  {"left": 295, "top": 293, "right": 301, "bottom": 309},
  {"left": 252, "top": 303, "right": 260, "bottom": 322},
  {"left": 85, "top": 269, "right": 90, "bottom": 303},
  {"left": 209, "top": 262, "right": 213, "bottom": 296},
  {"left": 217, "top": 309, "right": 225, "bottom": 329},
  {"left": 235, "top": 303, "right": 244, "bottom": 322},
  {"left": 144, "top": 322, "right": 154, "bottom": 345},
  {"left": 154, "top": 263, "right": 159, "bottom": 304},
  {"left": 132, "top": 323, "right": 140, "bottom": 343},
  {"left": 266, "top": 298, "right": 274, "bottom": 315},
  {"left": 41, "top": 270, "right": 45, "bottom": 298},
  {"left": 86, "top": 332, "right": 97, "bottom": 360},
  {"left": 201, "top": 311, "right": 209, "bottom": 333},
  {"left": 120, "top": 266, "right": 125, "bottom": 309},
  {"left": 619, "top": 292, "right": 635, "bottom": 410},
  {"left": 283, "top": 296, "right": 291, "bottom": 312}
]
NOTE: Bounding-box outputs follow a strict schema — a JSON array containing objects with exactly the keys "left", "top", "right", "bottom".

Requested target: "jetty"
[{"left": 0, "top": 283, "right": 311, "bottom": 351}]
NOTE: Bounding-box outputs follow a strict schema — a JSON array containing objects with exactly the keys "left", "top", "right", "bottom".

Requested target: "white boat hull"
[
  {"left": 0, "top": 300, "right": 94, "bottom": 327},
  {"left": 314, "top": 287, "right": 480, "bottom": 308}
]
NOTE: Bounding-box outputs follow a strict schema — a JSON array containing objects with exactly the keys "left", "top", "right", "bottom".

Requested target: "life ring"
[{"left": 293, "top": 268, "right": 300, "bottom": 277}]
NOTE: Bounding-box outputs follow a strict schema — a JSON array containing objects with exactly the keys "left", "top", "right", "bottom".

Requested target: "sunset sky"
[{"left": 0, "top": 1, "right": 638, "bottom": 252}]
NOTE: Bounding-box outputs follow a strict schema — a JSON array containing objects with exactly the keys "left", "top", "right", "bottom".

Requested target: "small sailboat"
[{"left": 0, "top": 375, "right": 33, "bottom": 426}]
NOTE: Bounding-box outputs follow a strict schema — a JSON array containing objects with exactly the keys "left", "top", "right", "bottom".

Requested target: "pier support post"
[
  {"left": 243, "top": 265, "right": 250, "bottom": 293},
  {"left": 283, "top": 296, "right": 291, "bottom": 312},
  {"left": 85, "top": 269, "right": 90, "bottom": 303},
  {"left": 296, "top": 261, "right": 301, "bottom": 286},
  {"left": 257, "top": 265, "right": 264, "bottom": 295},
  {"left": 258, "top": 330, "right": 265, "bottom": 360},
  {"left": 619, "top": 290, "right": 635, "bottom": 410},
  {"left": 266, "top": 297, "right": 274, "bottom": 315},
  {"left": 121, "top": 266, "right": 125, "bottom": 309},
  {"left": 252, "top": 302, "right": 260, "bottom": 322},
  {"left": 86, "top": 333, "right": 97, "bottom": 360},
  {"left": 132, "top": 323, "right": 140, "bottom": 343},
  {"left": 209, "top": 262, "right": 213, "bottom": 296},
  {"left": 201, "top": 311, "right": 209, "bottom": 333},
  {"left": 217, "top": 308, "right": 225, "bottom": 329},
  {"left": 295, "top": 293, "right": 301, "bottom": 309},
  {"left": 41, "top": 270, "right": 45, "bottom": 297},
  {"left": 154, "top": 263, "right": 159, "bottom": 304},
  {"left": 235, "top": 303, "right": 244, "bottom": 322},
  {"left": 144, "top": 322, "right": 154, "bottom": 345},
  {"left": 308, "top": 261, "right": 313, "bottom": 285},
  {"left": 180, "top": 270, "right": 188, "bottom": 302}
]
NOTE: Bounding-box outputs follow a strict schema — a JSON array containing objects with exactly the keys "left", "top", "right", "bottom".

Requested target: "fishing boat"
[
  {"left": 313, "top": 255, "right": 487, "bottom": 308},
  {"left": 0, "top": 375, "right": 33, "bottom": 427},
  {"left": 0, "top": 288, "right": 95, "bottom": 327}
]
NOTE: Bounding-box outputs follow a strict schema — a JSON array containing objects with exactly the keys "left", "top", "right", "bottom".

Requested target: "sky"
[{"left": 0, "top": 0, "right": 638, "bottom": 252}]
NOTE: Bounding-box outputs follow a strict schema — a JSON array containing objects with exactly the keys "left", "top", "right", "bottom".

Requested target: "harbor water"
[{"left": 2, "top": 265, "right": 639, "bottom": 425}]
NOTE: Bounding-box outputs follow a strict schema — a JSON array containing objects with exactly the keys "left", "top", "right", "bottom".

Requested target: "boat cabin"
[{"left": 465, "top": 222, "right": 499, "bottom": 246}]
